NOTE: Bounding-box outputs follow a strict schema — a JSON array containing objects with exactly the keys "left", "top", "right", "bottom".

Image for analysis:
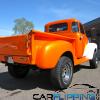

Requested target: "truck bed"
[{"left": 0, "top": 30, "right": 76, "bottom": 65}]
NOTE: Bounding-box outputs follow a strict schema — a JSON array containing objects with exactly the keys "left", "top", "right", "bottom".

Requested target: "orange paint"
[{"left": 0, "top": 18, "right": 89, "bottom": 69}]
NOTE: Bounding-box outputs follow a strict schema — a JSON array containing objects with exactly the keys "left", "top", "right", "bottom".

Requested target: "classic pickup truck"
[{"left": 0, "top": 18, "right": 98, "bottom": 89}]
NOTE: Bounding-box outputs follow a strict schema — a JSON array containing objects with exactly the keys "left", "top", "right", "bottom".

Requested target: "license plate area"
[{"left": 5, "top": 56, "right": 14, "bottom": 64}]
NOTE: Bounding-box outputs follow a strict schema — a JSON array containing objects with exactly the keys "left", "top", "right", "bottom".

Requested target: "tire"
[
  {"left": 51, "top": 56, "right": 73, "bottom": 89},
  {"left": 8, "top": 64, "right": 30, "bottom": 78},
  {"left": 90, "top": 51, "right": 99, "bottom": 69}
]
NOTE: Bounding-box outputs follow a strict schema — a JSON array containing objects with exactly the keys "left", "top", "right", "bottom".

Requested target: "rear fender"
[{"left": 35, "top": 40, "right": 74, "bottom": 69}]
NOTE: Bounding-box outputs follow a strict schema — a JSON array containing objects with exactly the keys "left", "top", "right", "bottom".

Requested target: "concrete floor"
[{"left": 0, "top": 62, "right": 100, "bottom": 100}]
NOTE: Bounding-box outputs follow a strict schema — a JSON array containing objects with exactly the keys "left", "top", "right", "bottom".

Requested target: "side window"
[
  {"left": 80, "top": 23, "right": 85, "bottom": 34},
  {"left": 72, "top": 22, "right": 79, "bottom": 32}
]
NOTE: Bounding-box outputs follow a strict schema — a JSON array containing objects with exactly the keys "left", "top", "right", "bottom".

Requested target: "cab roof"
[{"left": 45, "top": 18, "right": 80, "bottom": 26}]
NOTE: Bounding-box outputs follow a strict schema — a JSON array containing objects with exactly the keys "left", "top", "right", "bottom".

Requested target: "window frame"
[
  {"left": 48, "top": 23, "right": 68, "bottom": 32},
  {"left": 71, "top": 22, "right": 79, "bottom": 33},
  {"left": 79, "top": 23, "right": 85, "bottom": 34}
]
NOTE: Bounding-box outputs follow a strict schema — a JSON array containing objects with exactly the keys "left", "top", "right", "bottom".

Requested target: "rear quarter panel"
[{"left": 35, "top": 40, "right": 75, "bottom": 69}]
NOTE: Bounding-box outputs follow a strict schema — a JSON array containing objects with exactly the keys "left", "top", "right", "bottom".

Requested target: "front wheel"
[
  {"left": 8, "top": 64, "right": 30, "bottom": 78},
  {"left": 90, "top": 51, "right": 99, "bottom": 68},
  {"left": 51, "top": 56, "right": 73, "bottom": 89}
]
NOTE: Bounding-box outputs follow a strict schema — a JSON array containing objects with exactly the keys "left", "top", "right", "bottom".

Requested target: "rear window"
[{"left": 49, "top": 23, "right": 68, "bottom": 32}]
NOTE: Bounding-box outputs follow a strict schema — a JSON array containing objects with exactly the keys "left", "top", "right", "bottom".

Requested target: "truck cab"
[{"left": 45, "top": 19, "right": 88, "bottom": 59}]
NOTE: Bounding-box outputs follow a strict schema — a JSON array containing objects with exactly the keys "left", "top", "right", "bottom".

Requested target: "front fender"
[
  {"left": 83, "top": 43, "right": 97, "bottom": 59},
  {"left": 36, "top": 40, "right": 74, "bottom": 69}
]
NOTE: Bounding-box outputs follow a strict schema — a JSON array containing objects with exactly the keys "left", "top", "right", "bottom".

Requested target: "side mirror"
[{"left": 86, "top": 31, "right": 91, "bottom": 37}]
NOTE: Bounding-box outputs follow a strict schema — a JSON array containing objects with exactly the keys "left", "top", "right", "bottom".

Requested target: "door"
[
  {"left": 72, "top": 22, "right": 85, "bottom": 58},
  {"left": 79, "top": 23, "right": 88, "bottom": 58}
]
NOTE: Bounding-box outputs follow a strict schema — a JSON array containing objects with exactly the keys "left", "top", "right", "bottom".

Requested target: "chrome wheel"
[
  {"left": 90, "top": 51, "right": 99, "bottom": 68},
  {"left": 62, "top": 63, "right": 72, "bottom": 84},
  {"left": 51, "top": 56, "right": 73, "bottom": 89}
]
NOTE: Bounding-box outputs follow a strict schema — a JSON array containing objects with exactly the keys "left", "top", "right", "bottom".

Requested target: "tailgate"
[{"left": 0, "top": 34, "right": 31, "bottom": 64}]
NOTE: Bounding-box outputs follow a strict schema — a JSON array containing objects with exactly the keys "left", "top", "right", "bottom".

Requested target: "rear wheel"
[
  {"left": 90, "top": 51, "right": 99, "bottom": 68},
  {"left": 51, "top": 56, "right": 73, "bottom": 89},
  {"left": 8, "top": 64, "right": 30, "bottom": 78}
]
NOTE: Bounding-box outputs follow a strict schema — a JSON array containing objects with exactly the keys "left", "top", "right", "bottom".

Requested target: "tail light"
[{"left": 26, "top": 32, "right": 32, "bottom": 55}]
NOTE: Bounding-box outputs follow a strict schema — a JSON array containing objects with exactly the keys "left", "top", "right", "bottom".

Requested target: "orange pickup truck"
[{"left": 0, "top": 18, "right": 98, "bottom": 89}]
